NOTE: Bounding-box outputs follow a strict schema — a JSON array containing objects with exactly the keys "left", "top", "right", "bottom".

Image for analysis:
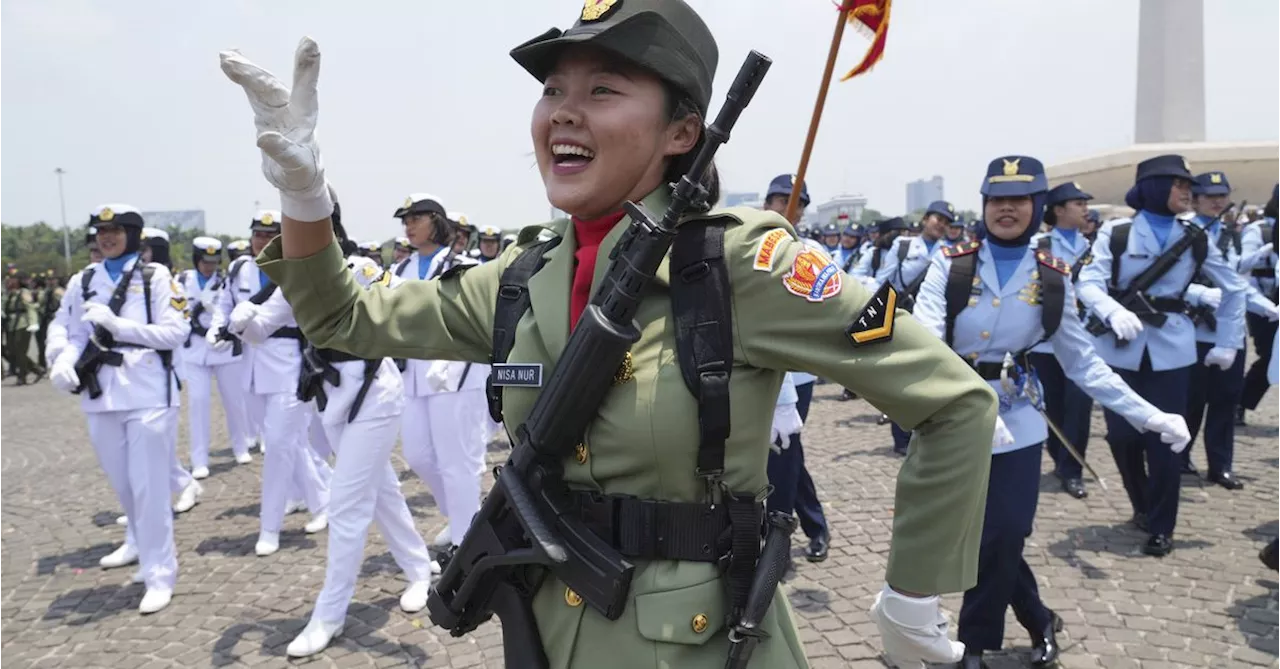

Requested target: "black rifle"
[
  {"left": 1186, "top": 206, "right": 1235, "bottom": 330},
  {"left": 73, "top": 267, "right": 136, "bottom": 399},
  {"left": 1086, "top": 221, "right": 1206, "bottom": 341},
  {"left": 425, "top": 51, "right": 772, "bottom": 668},
  {"left": 297, "top": 345, "right": 340, "bottom": 411},
  {"left": 724, "top": 512, "right": 796, "bottom": 669}
]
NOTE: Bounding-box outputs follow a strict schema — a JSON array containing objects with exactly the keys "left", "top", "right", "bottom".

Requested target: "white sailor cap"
[
  {"left": 141, "top": 226, "right": 170, "bottom": 242},
  {"left": 251, "top": 210, "right": 282, "bottom": 232},
  {"left": 394, "top": 193, "right": 447, "bottom": 219},
  {"left": 193, "top": 236, "right": 223, "bottom": 258},
  {"left": 90, "top": 204, "right": 144, "bottom": 228}
]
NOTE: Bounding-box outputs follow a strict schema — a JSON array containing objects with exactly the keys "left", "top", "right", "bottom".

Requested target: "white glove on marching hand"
[
  {"left": 220, "top": 38, "right": 333, "bottom": 222},
  {"left": 229, "top": 302, "right": 259, "bottom": 335},
  {"left": 870, "top": 583, "right": 965, "bottom": 668},
  {"left": 1198, "top": 287, "right": 1222, "bottom": 310},
  {"left": 206, "top": 327, "right": 233, "bottom": 353},
  {"left": 82, "top": 303, "right": 122, "bottom": 337},
  {"left": 1203, "top": 346, "right": 1236, "bottom": 371},
  {"left": 769, "top": 403, "right": 803, "bottom": 454},
  {"left": 1144, "top": 412, "right": 1191, "bottom": 453},
  {"left": 991, "top": 415, "right": 1015, "bottom": 450},
  {"left": 1108, "top": 308, "right": 1144, "bottom": 341},
  {"left": 50, "top": 360, "right": 80, "bottom": 394},
  {"left": 1265, "top": 303, "right": 1280, "bottom": 323},
  {"left": 25, "top": 323, "right": 39, "bottom": 333}
]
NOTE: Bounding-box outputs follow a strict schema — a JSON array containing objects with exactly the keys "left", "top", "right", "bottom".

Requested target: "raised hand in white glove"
[
  {"left": 1203, "top": 346, "right": 1236, "bottom": 370},
  {"left": 870, "top": 583, "right": 965, "bottom": 669},
  {"left": 991, "top": 415, "right": 1015, "bottom": 450},
  {"left": 82, "top": 303, "right": 121, "bottom": 336},
  {"left": 220, "top": 38, "right": 332, "bottom": 222},
  {"left": 50, "top": 360, "right": 80, "bottom": 394},
  {"left": 769, "top": 403, "right": 802, "bottom": 453},
  {"left": 1144, "top": 412, "right": 1191, "bottom": 453},
  {"left": 1198, "top": 287, "right": 1222, "bottom": 310},
  {"left": 1107, "top": 308, "right": 1144, "bottom": 341},
  {"left": 205, "top": 326, "right": 233, "bottom": 353},
  {"left": 228, "top": 302, "right": 259, "bottom": 335},
  {"left": 26, "top": 323, "right": 39, "bottom": 333}
]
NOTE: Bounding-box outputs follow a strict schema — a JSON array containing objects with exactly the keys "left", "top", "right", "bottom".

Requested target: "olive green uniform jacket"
[{"left": 259, "top": 188, "right": 996, "bottom": 669}]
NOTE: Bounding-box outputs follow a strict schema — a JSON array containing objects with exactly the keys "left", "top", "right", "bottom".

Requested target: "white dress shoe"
[
  {"left": 235, "top": 452, "right": 253, "bottom": 465},
  {"left": 431, "top": 525, "right": 452, "bottom": 549},
  {"left": 304, "top": 512, "right": 328, "bottom": 534},
  {"left": 138, "top": 587, "right": 172, "bottom": 614},
  {"left": 285, "top": 499, "right": 307, "bottom": 515},
  {"left": 191, "top": 466, "right": 210, "bottom": 480},
  {"left": 173, "top": 481, "right": 203, "bottom": 513},
  {"left": 130, "top": 569, "right": 145, "bottom": 584},
  {"left": 100, "top": 544, "right": 139, "bottom": 569},
  {"left": 255, "top": 530, "right": 280, "bottom": 557},
  {"left": 116, "top": 515, "right": 129, "bottom": 526},
  {"left": 286, "top": 617, "right": 344, "bottom": 657},
  {"left": 400, "top": 580, "right": 431, "bottom": 613}
]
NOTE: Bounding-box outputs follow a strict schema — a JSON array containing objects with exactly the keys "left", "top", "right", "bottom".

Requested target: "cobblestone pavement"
[{"left": 2, "top": 375, "right": 1276, "bottom": 669}]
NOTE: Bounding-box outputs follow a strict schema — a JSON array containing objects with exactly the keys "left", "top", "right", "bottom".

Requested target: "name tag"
[{"left": 490, "top": 363, "right": 543, "bottom": 387}]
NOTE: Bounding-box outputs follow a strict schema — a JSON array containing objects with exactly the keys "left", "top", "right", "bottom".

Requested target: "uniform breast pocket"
[{"left": 634, "top": 575, "right": 726, "bottom": 646}]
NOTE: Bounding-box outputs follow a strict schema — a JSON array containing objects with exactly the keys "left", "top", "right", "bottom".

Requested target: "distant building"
[
  {"left": 814, "top": 194, "right": 868, "bottom": 228},
  {"left": 723, "top": 191, "right": 761, "bottom": 208},
  {"left": 905, "top": 176, "right": 944, "bottom": 214},
  {"left": 142, "top": 210, "right": 206, "bottom": 233}
]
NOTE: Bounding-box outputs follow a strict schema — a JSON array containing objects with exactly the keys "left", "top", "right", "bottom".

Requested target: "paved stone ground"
[{"left": 2, "top": 374, "right": 1276, "bottom": 669}]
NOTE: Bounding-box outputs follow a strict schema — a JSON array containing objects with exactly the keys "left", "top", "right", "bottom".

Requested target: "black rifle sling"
[
  {"left": 486, "top": 237, "right": 562, "bottom": 423},
  {"left": 943, "top": 252, "right": 978, "bottom": 348}
]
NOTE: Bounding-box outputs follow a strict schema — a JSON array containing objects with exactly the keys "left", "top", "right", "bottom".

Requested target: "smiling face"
[
  {"left": 531, "top": 45, "right": 700, "bottom": 220},
  {"left": 983, "top": 196, "right": 1035, "bottom": 242},
  {"left": 1196, "top": 193, "right": 1230, "bottom": 218},
  {"left": 1167, "top": 178, "right": 1194, "bottom": 213},
  {"left": 96, "top": 225, "right": 127, "bottom": 259}
]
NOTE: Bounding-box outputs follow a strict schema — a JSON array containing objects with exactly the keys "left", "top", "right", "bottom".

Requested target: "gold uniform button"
[
  {"left": 991, "top": 297, "right": 1001, "bottom": 307},
  {"left": 565, "top": 588, "right": 583, "bottom": 607},
  {"left": 692, "top": 613, "right": 709, "bottom": 633},
  {"left": 968, "top": 352, "right": 980, "bottom": 361},
  {"left": 981, "top": 331, "right": 991, "bottom": 339},
  {"left": 575, "top": 443, "right": 588, "bottom": 464},
  {"left": 967, "top": 297, "right": 978, "bottom": 307}
]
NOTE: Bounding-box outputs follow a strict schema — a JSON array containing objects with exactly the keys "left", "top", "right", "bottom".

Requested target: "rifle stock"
[{"left": 425, "top": 51, "right": 772, "bottom": 663}]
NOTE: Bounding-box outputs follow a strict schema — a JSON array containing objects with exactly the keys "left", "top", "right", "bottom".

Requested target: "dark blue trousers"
[
  {"left": 1103, "top": 355, "right": 1190, "bottom": 536},
  {"left": 1241, "top": 314, "right": 1278, "bottom": 410},
  {"left": 890, "top": 422, "right": 910, "bottom": 453},
  {"left": 766, "top": 381, "right": 828, "bottom": 540},
  {"left": 1028, "top": 352, "right": 1094, "bottom": 480},
  {"left": 1184, "top": 341, "right": 1245, "bottom": 476},
  {"left": 958, "top": 445, "right": 1051, "bottom": 651}
]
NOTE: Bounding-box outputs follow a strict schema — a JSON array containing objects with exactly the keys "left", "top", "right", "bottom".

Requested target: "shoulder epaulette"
[
  {"left": 1035, "top": 249, "right": 1070, "bottom": 275},
  {"left": 942, "top": 240, "right": 980, "bottom": 258}
]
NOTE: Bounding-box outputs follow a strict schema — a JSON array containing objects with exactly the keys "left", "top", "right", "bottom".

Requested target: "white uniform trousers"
[
  {"left": 401, "top": 389, "right": 489, "bottom": 546},
  {"left": 241, "top": 361, "right": 265, "bottom": 450},
  {"left": 87, "top": 408, "right": 179, "bottom": 590},
  {"left": 312, "top": 415, "right": 433, "bottom": 623},
  {"left": 260, "top": 392, "right": 330, "bottom": 533},
  {"left": 185, "top": 362, "right": 251, "bottom": 467}
]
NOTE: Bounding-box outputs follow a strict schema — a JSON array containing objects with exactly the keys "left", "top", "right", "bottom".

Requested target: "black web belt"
[{"left": 566, "top": 490, "right": 758, "bottom": 563}]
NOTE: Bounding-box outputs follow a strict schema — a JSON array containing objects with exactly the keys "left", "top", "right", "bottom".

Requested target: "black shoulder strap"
[
  {"left": 670, "top": 219, "right": 733, "bottom": 482},
  {"left": 870, "top": 247, "right": 884, "bottom": 275},
  {"left": 429, "top": 252, "right": 458, "bottom": 279},
  {"left": 1109, "top": 222, "right": 1131, "bottom": 289},
  {"left": 141, "top": 265, "right": 155, "bottom": 324},
  {"left": 486, "top": 237, "right": 563, "bottom": 423},
  {"left": 1037, "top": 236, "right": 1052, "bottom": 252},
  {"left": 395, "top": 257, "right": 412, "bottom": 277},
  {"left": 943, "top": 252, "right": 978, "bottom": 347},
  {"left": 81, "top": 268, "right": 97, "bottom": 302},
  {"left": 1034, "top": 254, "right": 1065, "bottom": 339},
  {"left": 893, "top": 238, "right": 910, "bottom": 287},
  {"left": 228, "top": 257, "right": 252, "bottom": 303}
]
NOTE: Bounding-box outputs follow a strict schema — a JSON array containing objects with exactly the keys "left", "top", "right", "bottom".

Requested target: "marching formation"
[{"left": 3, "top": 1, "right": 1277, "bottom": 668}]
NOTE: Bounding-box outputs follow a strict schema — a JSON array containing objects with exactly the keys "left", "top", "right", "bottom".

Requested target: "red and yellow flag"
[{"left": 838, "top": 0, "right": 891, "bottom": 81}]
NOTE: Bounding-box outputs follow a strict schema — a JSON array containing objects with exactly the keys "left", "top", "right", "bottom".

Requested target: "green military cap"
[{"left": 510, "top": 0, "right": 718, "bottom": 114}]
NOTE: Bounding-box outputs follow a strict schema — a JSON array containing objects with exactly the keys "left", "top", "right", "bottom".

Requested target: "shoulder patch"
[
  {"left": 359, "top": 263, "right": 379, "bottom": 280},
  {"left": 846, "top": 282, "right": 898, "bottom": 347},
  {"left": 782, "top": 247, "right": 842, "bottom": 302},
  {"left": 1035, "top": 250, "right": 1070, "bottom": 275},
  {"left": 752, "top": 228, "right": 792, "bottom": 272},
  {"left": 942, "top": 240, "right": 981, "bottom": 258}
]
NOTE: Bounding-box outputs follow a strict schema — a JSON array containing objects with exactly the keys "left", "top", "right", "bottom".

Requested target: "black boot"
[
  {"left": 1062, "top": 478, "right": 1087, "bottom": 499},
  {"left": 1261, "top": 539, "right": 1278, "bottom": 571},
  {"left": 960, "top": 649, "right": 987, "bottom": 669},
  {"left": 1234, "top": 407, "right": 1247, "bottom": 426},
  {"left": 1028, "top": 610, "right": 1064, "bottom": 667}
]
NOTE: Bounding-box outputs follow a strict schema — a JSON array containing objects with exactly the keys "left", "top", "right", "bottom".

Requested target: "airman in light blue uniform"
[
  {"left": 1075, "top": 154, "right": 1247, "bottom": 557},
  {"left": 1182, "top": 172, "right": 1279, "bottom": 488},
  {"left": 1237, "top": 184, "right": 1279, "bottom": 418},
  {"left": 1027, "top": 181, "right": 1096, "bottom": 499},
  {"left": 914, "top": 155, "right": 1190, "bottom": 669}
]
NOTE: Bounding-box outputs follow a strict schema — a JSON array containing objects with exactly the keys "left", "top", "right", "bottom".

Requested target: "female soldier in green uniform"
[{"left": 221, "top": 1, "right": 998, "bottom": 667}]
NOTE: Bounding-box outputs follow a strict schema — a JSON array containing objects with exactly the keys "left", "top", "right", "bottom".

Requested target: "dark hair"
[
  {"left": 876, "top": 230, "right": 901, "bottom": 249},
  {"left": 661, "top": 82, "right": 720, "bottom": 209},
  {"left": 1043, "top": 204, "right": 1058, "bottom": 226}
]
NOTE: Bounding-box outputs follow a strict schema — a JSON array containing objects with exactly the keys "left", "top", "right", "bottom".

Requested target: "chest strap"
[{"left": 485, "top": 237, "right": 563, "bottom": 423}]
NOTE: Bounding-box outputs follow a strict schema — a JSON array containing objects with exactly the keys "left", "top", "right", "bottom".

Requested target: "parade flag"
[{"left": 839, "top": 0, "right": 891, "bottom": 81}]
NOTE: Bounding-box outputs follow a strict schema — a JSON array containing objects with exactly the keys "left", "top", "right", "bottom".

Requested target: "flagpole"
[{"left": 784, "top": 4, "right": 852, "bottom": 224}]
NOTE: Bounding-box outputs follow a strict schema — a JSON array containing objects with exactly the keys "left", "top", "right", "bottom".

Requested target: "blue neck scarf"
[
  {"left": 103, "top": 253, "right": 138, "bottom": 282},
  {"left": 1057, "top": 228, "right": 1078, "bottom": 246},
  {"left": 417, "top": 247, "right": 444, "bottom": 280},
  {"left": 1143, "top": 211, "right": 1176, "bottom": 248},
  {"left": 923, "top": 238, "right": 936, "bottom": 254},
  {"left": 196, "top": 271, "right": 211, "bottom": 290},
  {"left": 258, "top": 268, "right": 271, "bottom": 289},
  {"left": 988, "top": 243, "right": 1025, "bottom": 288}
]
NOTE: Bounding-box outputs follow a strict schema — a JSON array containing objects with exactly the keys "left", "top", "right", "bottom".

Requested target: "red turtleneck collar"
[{"left": 569, "top": 211, "right": 626, "bottom": 329}]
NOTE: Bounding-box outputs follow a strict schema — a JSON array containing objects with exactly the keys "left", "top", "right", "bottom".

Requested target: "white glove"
[
  {"left": 1204, "top": 346, "right": 1237, "bottom": 370},
  {"left": 870, "top": 583, "right": 965, "bottom": 668},
  {"left": 50, "top": 360, "right": 80, "bottom": 394},
  {"left": 228, "top": 302, "right": 259, "bottom": 335},
  {"left": 206, "top": 325, "right": 234, "bottom": 353},
  {"left": 82, "top": 303, "right": 122, "bottom": 337},
  {"left": 1198, "top": 287, "right": 1222, "bottom": 310},
  {"left": 220, "top": 38, "right": 333, "bottom": 222},
  {"left": 25, "top": 323, "right": 39, "bottom": 333},
  {"left": 769, "top": 403, "right": 803, "bottom": 453},
  {"left": 1107, "top": 308, "right": 1144, "bottom": 341},
  {"left": 1265, "top": 303, "right": 1280, "bottom": 323},
  {"left": 991, "top": 415, "right": 1015, "bottom": 450},
  {"left": 426, "top": 363, "right": 451, "bottom": 393},
  {"left": 1144, "top": 412, "right": 1191, "bottom": 454}
]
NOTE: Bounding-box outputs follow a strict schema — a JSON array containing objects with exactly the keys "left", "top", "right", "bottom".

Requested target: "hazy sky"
[{"left": 3, "top": 0, "right": 1277, "bottom": 241}]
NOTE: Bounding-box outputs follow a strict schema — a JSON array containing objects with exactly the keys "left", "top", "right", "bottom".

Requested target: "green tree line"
[{"left": 1, "top": 221, "right": 242, "bottom": 277}]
